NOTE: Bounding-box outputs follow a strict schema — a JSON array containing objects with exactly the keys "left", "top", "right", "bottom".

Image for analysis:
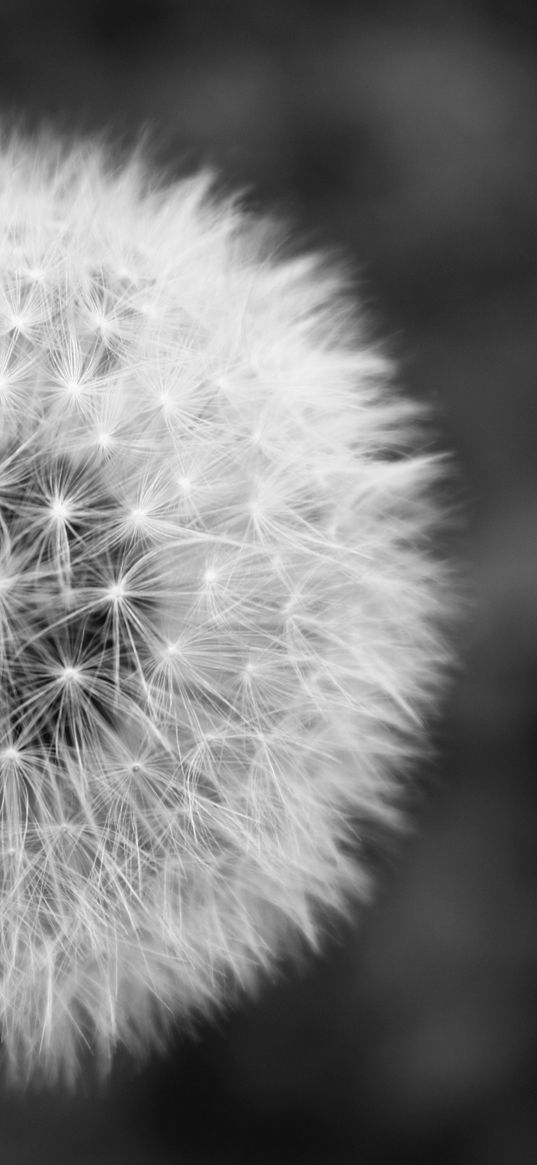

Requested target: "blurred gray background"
[{"left": 1, "top": 1, "right": 537, "bottom": 1162}]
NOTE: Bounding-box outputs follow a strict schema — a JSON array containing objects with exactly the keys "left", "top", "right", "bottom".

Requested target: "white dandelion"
[{"left": 0, "top": 129, "right": 451, "bottom": 1089}]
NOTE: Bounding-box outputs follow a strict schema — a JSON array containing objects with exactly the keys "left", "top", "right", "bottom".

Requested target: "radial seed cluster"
[{"left": 0, "top": 133, "right": 448, "bottom": 1087}]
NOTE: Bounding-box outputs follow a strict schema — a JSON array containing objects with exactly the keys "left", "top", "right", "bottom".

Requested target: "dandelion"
[{"left": 0, "top": 129, "right": 451, "bottom": 1088}]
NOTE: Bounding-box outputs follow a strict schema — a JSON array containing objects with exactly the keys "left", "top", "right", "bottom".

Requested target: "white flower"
[{"left": 0, "top": 130, "right": 450, "bottom": 1088}]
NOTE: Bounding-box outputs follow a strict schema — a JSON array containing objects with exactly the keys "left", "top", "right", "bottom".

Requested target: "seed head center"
[
  {"left": 59, "top": 664, "right": 83, "bottom": 685},
  {"left": 106, "top": 579, "right": 127, "bottom": 602},
  {"left": 49, "top": 495, "right": 72, "bottom": 523}
]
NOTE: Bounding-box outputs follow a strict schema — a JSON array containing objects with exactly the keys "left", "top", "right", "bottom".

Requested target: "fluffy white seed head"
[{"left": 0, "top": 130, "right": 452, "bottom": 1089}]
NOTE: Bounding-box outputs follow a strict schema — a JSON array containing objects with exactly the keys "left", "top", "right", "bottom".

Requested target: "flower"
[{"left": 0, "top": 130, "right": 450, "bottom": 1088}]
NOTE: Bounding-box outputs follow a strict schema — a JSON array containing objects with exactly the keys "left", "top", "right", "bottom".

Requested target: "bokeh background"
[{"left": 1, "top": 1, "right": 537, "bottom": 1161}]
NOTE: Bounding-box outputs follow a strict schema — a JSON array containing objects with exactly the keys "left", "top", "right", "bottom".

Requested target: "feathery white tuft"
[{"left": 0, "top": 131, "right": 450, "bottom": 1088}]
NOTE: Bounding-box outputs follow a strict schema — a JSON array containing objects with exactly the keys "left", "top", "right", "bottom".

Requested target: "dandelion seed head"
[{"left": 0, "top": 129, "right": 455, "bottom": 1091}]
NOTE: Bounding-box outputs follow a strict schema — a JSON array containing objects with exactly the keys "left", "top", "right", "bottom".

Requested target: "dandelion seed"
[
  {"left": 48, "top": 496, "right": 72, "bottom": 524},
  {"left": 0, "top": 747, "right": 20, "bottom": 765},
  {"left": 105, "top": 580, "right": 127, "bottom": 604},
  {"left": 0, "top": 129, "right": 454, "bottom": 1090},
  {"left": 96, "top": 429, "right": 113, "bottom": 452}
]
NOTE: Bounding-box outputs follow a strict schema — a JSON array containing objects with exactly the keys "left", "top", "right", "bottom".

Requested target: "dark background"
[{"left": 2, "top": 1, "right": 537, "bottom": 1161}]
